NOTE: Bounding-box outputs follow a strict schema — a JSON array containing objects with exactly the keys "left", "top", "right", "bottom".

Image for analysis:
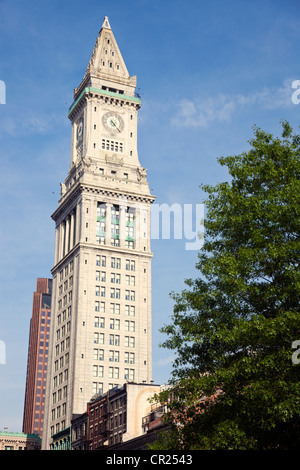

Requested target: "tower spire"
[
  {"left": 101, "top": 16, "right": 111, "bottom": 30},
  {"left": 74, "top": 14, "right": 136, "bottom": 100}
]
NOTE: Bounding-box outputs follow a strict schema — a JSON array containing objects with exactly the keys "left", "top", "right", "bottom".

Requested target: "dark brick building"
[{"left": 23, "top": 278, "right": 52, "bottom": 438}]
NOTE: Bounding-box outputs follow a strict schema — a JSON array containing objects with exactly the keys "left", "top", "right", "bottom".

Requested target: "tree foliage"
[{"left": 151, "top": 121, "right": 300, "bottom": 450}]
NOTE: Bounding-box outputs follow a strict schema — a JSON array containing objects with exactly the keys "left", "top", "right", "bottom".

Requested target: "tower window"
[{"left": 102, "top": 139, "right": 123, "bottom": 154}]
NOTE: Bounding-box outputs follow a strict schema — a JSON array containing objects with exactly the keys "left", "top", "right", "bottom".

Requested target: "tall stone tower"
[{"left": 42, "top": 17, "right": 155, "bottom": 449}]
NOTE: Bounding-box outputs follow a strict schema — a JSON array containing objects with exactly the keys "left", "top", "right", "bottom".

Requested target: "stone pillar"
[
  {"left": 70, "top": 211, "right": 75, "bottom": 251},
  {"left": 119, "top": 204, "right": 126, "bottom": 248},
  {"left": 75, "top": 202, "right": 81, "bottom": 244},
  {"left": 106, "top": 203, "right": 112, "bottom": 246},
  {"left": 60, "top": 221, "right": 65, "bottom": 260},
  {"left": 65, "top": 216, "right": 70, "bottom": 254},
  {"left": 54, "top": 225, "right": 60, "bottom": 264}
]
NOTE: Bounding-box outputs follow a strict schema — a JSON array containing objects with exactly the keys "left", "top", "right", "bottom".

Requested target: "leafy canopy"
[{"left": 151, "top": 121, "right": 300, "bottom": 450}]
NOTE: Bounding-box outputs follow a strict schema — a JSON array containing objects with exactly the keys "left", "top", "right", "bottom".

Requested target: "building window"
[
  {"left": 94, "top": 349, "right": 104, "bottom": 361},
  {"left": 110, "top": 303, "right": 120, "bottom": 315},
  {"left": 124, "top": 368, "right": 135, "bottom": 381},
  {"left": 95, "top": 316, "right": 105, "bottom": 328},
  {"left": 125, "top": 352, "right": 135, "bottom": 364},
  {"left": 124, "top": 305, "right": 135, "bottom": 316},
  {"left": 109, "top": 366, "right": 119, "bottom": 379},
  {"left": 102, "top": 139, "right": 123, "bottom": 154},
  {"left": 111, "top": 257, "right": 121, "bottom": 269},
  {"left": 96, "top": 255, "right": 106, "bottom": 268},
  {"left": 110, "top": 318, "right": 120, "bottom": 330},
  {"left": 125, "top": 321, "right": 135, "bottom": 332},
  {"left": 109, "top": 335, "right": 120, "bottom": 346},
  {"left": 126, "top": 260, "right": 135, "bottom": 271},
  {"left": 125, "top": 240, "right": 134, "bottom": 249},
  {"left": 92, "top": 382, "right": 103, "bottom": 395},
  {"left": 109, "top": 350, "right": 120, "bottom": 362},
  {"left": 94, "top": 333, "right": 105, "bottom": 344},
  {"left": 93, "top": 365, "right": 104, "bottom": 378},
  {"left": 126, "top": 275, "right": 135, "bottom": 286},
  {"left": 125, "top": 336, "right": 135, "bottom": 348}
]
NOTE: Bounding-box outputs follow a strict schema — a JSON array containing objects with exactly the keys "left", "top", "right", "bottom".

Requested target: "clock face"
[
  {"left": 77, "top": 117, "right": 84, "bottom": 142},
  {"left": 102, "top": 112, "right": 124, "bottom": 133}
]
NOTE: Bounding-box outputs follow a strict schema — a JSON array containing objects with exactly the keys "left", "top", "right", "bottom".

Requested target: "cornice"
[
  {"left": 51, "top": 240, "right": 154, "bottom": 274},
  {"left": 52, "top": 180, "right": 156, "bottom": 222},
  {"left": 68, "top": 87, "right": 141, "bottom": 120}
]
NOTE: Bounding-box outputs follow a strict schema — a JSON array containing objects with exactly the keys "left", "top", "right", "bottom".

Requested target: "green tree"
[{"left": 151, "top": 121, "right": 300, "bottom": 450}]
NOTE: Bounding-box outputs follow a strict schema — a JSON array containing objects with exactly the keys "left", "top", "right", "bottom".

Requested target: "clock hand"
[{"left": 111, "top": 120, "right": 121, "bottom": 132}]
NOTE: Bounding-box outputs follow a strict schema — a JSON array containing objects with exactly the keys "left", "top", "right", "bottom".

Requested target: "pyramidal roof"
[{"left": 76, "top": 16, "right": 135, "bottom": 95}]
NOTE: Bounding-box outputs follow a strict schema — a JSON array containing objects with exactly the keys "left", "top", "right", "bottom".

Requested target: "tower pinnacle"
[{"left": 101, "top": 16, "right": 111, "bottom": 30}]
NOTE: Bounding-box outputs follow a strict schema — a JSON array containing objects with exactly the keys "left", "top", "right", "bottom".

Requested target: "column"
[
  {"left": 65, "top": 216, "right": 70, "bottom": 255},
  {"left": 119, "top": 204, "right": 126, "bottom": 248},
  {"left": 59, "top": 221, "right": 65, "bottom": 260},
  {"left": 54, "top": 225, "right": 60, "bottom": 265},
  {"left": 70, "top": 211, "right": 75, "bottom": 251},
  {"left": 106, "top": 203, "right": 112, "bottom": 246},
  {"left": 75, "top": 202, "right": 81, "bottom": 244}
]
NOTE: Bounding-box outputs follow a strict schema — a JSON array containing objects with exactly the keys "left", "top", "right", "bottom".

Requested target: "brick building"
[{"left": 23, "top": 278, "right": 52, "bottom": 438}]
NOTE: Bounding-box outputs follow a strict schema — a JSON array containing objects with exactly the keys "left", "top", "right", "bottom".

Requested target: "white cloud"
[
  {"left": 154, "top": 354, "right": 175, "bottom": 367},
  {"left": 0, "top": 112, "right": 67, "bottom": 137},
  {"left": 171, "top": 79, "right": 296, "bottom": 128}
]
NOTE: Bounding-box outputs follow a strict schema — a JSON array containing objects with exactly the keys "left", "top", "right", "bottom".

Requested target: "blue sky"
[{"left": 0, "top": 0, "right": 299, "bottom": 432}]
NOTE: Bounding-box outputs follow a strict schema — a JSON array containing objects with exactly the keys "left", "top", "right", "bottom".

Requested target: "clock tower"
[{"left": 42, "top": 17, "right": 155, "bottom": 449}]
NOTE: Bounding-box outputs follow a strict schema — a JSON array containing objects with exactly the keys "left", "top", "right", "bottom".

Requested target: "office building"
[
  {"left": 42, "top": 17, "right": 155, "bottom": 449},
  {"left": 23, "top": 278, "right": 52, "bottom": 437}
]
